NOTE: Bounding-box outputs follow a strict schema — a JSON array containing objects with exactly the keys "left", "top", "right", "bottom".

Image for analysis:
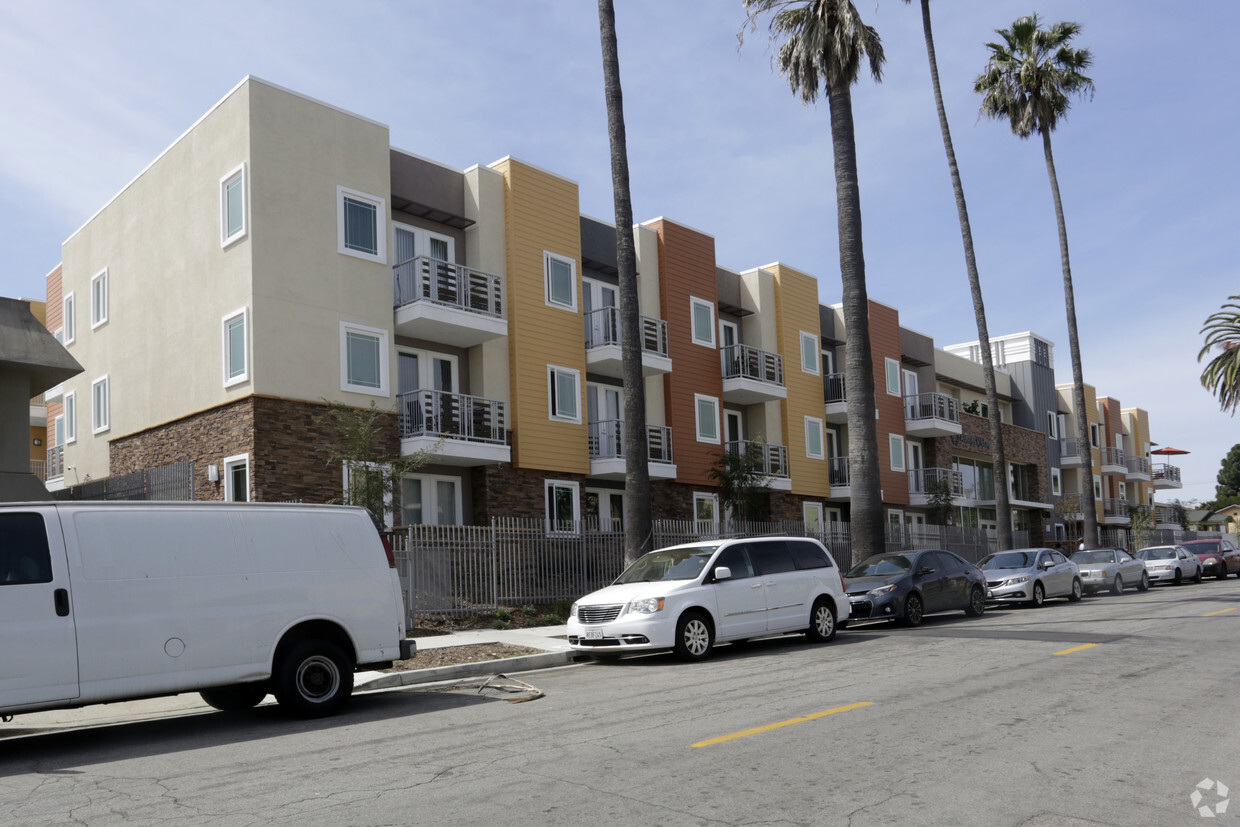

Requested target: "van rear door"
[{"left": 0, "top": 507, "right": 79, "bottom": 709}]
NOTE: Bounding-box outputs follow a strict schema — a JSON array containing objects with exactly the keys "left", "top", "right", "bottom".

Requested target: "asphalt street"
[{"left": 2, "top": 577, "right": 1238, "bottom": 825}]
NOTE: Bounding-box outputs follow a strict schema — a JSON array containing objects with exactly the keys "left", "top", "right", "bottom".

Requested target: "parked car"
[
  {"left": 566, "top": 537, "right": 848, "bottom": 661},
  {"left": 979, "top": 548, "right": 1082, "bottom": 607},
  {"left": 1179, "top": 539, "right": 1240, "bottom": 580},
  {"left": 1069, "top": 548, "right": 1149, "bottom": 594},
  {"left": 1135, "top": 545, "right": 1204, "bottom": 585},
  {"left": 842, "top": 549, "right": 987, "bottom": 627}
]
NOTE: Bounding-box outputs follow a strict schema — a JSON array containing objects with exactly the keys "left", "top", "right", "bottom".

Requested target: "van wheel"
[
  {"left": 274, "top": 640, "right": 354, "bottom": 717},
  {"left": 806, "top": 597, "right": 837, "bottom": 642},
  {"left": 200, "top": 683, "right": 269, "bottom": 712},
  {"left": 673, "top": 611, "right": 713, "bottom": 662}
]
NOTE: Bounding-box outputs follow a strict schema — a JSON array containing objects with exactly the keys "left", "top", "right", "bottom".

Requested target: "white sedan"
[{"left": 1134, "top": 545, "right": 1204, "bottom": 585}]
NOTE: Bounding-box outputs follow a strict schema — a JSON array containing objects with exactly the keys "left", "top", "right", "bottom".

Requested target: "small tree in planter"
[
  {"left": 927, "top": 475, "right": 956, "bottom": 527},
  {"left": 709, "top": 439, "right": 772, "bottom": 527}
]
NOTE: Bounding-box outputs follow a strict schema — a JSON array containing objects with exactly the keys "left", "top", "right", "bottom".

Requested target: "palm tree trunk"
[
  {"left": 828, "top": 79, "right": 884, "bottom": 557},
  {"left": 598, "top": 0, "right": 652, "bottom": 565},
  {"left": 1042, "top": 128, "right": 1098, "bottom": 549},
  {"left": 918, "top": 0, "right": 1013, "bottom": 551}
]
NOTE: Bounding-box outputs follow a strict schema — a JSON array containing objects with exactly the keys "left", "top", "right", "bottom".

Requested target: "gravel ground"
[{"left": 390, "top": 642, "right": 541, "bottom": 671}]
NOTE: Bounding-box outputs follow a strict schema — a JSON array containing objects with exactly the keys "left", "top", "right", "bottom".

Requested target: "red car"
[{"left": 1180, "top": 538, "right": 1240, "bottom": 580}]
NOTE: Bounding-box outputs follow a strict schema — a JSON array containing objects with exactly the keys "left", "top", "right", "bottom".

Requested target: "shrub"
[
  {"left": 521, "top": 604, "right": 539, "bottom": 617},
  {"left": 542, "top": 613, "right": 563, "bottom": 625}
]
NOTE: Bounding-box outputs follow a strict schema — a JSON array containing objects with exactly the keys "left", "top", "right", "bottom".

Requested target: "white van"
[{"left": 0, "top": 501, "right": 414, "bottom": 720}]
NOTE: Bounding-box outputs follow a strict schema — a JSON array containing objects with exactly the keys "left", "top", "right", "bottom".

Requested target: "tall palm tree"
[
  {"left": 741, "top": 0, "right": 886, "bottom": 556},
  {"left": 904, "top": 0, "right": 1012, "bottom": 551},
  {"left": 1199, "top": 295, "right": 1240, "bottom": 415},
  {"left": 598, "top": 0, "right": 653, "bottom": 565},
  {"left": 975, "top": 14, "right": 1097, "bottom": 547}
]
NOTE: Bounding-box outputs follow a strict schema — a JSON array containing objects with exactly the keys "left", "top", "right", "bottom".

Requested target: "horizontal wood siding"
[
  {"left": 771, "top": 264, "right": 828, "bottom": 497},
  {"left": 869, "top": 301, "right": 909, "bottom": 506}
]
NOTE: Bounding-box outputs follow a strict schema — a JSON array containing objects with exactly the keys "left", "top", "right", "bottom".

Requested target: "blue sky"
[{"left": 2, "top": 1, "right": 1235, "bottom": 505}]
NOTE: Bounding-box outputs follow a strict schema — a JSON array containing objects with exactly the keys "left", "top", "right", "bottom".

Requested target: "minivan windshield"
[
  {"left": 980, "top": 551, "right": 1036, "bottom": 570},
  {"left": 846, "top": 555, "right": 912, "bottom": 578},
  {"left": 614, "top": 546, "right": 718, "bottom": 584}
]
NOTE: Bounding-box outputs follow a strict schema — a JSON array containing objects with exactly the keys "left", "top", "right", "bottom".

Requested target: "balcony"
[
  {"left": 1100, "top": 447, "right": 1126, "bottom": 475},
  {"left": 1152, "top": 463, "right": 1182, "bottom": 489},
  {"left": 1153, "top": 505, "right": 1180, "bottom": 528},
  {"left": 1051, "top": 494, "right": 1084, "bottom": 521},
  {"left": 1060, "top": 437, "right": 1087, "bottom": 467},
  {"left": 903, "top": 392, "right": 961, "bottom": 438},
  {"left": 1125, "top": 456, "right": 1151, "bottom": 481},
  {"left": 725, "top": 440, "right": 791, "bottom": 491},
  {"left": 721, "top": 345, "right": 786, "bottom": 405},
  {"left": 583, "top": 308, "right": 672, "bottom": 378},
  {"left": 46, "top": 444, "right": 64, "bottom": 480},
  {"left": 588, "top": 420, "right": 676, "bottom": 480},
  {"left": 823, "top": 373, "right": 847, "bottom": 423},
  {"left": 828, "top": 456, "right": 850, "bottom": 500},
  {"left": 908, "top": 467, "right": 963, "bottom": 506},
  {"left": 393, "top": 256, "right": 506, "bottom": 348},
  {"left": 397, "top": 389, "right": 510, "bottom": 466},
  {"left": 1102, "top": 497, "right": 1129, "bottom": 525},
  {"left": 30, "top": 458, "right": 47, "bottom": 481}
]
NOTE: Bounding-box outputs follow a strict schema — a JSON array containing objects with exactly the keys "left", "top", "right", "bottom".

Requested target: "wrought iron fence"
[{"left": 52, "top": 461, "right": 195, "bottom": 501}]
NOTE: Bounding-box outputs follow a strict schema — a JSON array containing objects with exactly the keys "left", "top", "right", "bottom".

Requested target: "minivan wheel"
[
  {"left": 806, "top": 597, "right": 837, "bottom": 643},
  {"left": 965, "top": 585, "right": 986, "bottom": 617},
  {"left": 901, "top": 593, "right": 924, "bottom": 627},
  {"left": 673, "top": 611, "right": 714, "bottom": 662},
  {"left": 200, "top": 682, "right": 269, "bottom": 712},
  {"left": 274, "top": 640, "right": 354, "bottom": 718}
]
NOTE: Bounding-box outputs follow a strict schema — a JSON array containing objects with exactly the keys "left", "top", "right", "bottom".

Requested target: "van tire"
[
  {"left": 673, "top": 611, "right": 713, "bottom": 662},
  {"left": 806, "top": 597, "right": 837, "bottom": 642},
  {"left": 200, "top": 682, "right": 269, "bottom": 712},
  {"left": 274, "top": 640, "right": 354, "bottom": 717}
]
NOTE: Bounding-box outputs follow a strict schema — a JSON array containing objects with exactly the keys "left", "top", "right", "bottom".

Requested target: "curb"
[{"left": 356, "top": 650, "right": 579, "bottom": 691}]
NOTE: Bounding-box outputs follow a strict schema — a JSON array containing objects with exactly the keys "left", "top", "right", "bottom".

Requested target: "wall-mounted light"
[
  {"left": 208, "top": 465, "right": 219, "bottom": 482},
  {"left": 33, "top": 438, "right": 43, "bottom": 446}
]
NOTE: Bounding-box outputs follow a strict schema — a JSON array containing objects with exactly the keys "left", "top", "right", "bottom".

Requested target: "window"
[
  {"left": 221, "top": 164, "right": 246, "bottom": 245},
  {"left": 1047, "top": 411, "right": 1058, "bottom": 439},
  {"left": 339, "top": 322, "right": 390, "bottom": 395},
  {"left": 800, "top": 332, "right": 819, "bottom": 375},
  {"left": 694, "top": 492, "right": 719, "bottom": 531},
  {"left": 222, "top": 308, "right": 248, "bottom": 386},
  {"left": 889, "top": 434, "right": 906, "bottom": 471},
  {"left": 0, "top": 513, "right": 53, "bottom": 585},
  {"left": 1089, "top": 423, "right": 1100, "bottom": 448},
  {"left": 690, "top": 297, "right": 715, "bottom": 347},
  {"left": 695, "top": 394, "right": 720, "bottom": 444},
  {"left": 63, "top": 391, "right": 76, "bottom": 444},
  {"left": 1093, "top": 475, "right": 1103, "bottom": 500},
  {"left": 90, "top": 269, "right": 108, "bottom": 328},
  {"left": 544, "top": 251, "right": 577, "bottom": 310},
  {"left": 63, "top": 292, "right": 75, "bottom": 345},
  {"left": 803, "top": 502, "right": 824, "bottom": 533},
  {"left": 583, "top": 489, "right": 624, "bottom": 531},
  {"left": 548, "top": 365, "right": 581, "bottom": 422},
  {"left": 546, "top": 480, "right": 580, "bottom": 533},
  {"left": 223, "top": 453, "right": 249, "bottom": 502},
  {"left": 822, "top": 349, "right": 834, "bottom": 375},
  {"left": 1118, "top": 481, "right": 1127, "bottom": 501},
  {"left": 91, "top": 375, "right": 109, "bottom": 434},
  {"left": 402, "top": 474, "right": 461, "bottom": 526},
  {"left": 885, "top": 358, "right": 900, "bottom": 396},
  {"left": 337, "top": 186, "right": 386, "bottom": 262},
  {"left": 1051, "top": 467, "right": 1062, "bottom": 496},
  {"left": 805, "top": 416, "right": 824, "bottom": 459}
]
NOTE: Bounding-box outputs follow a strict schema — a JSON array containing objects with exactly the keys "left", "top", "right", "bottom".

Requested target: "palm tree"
[
  {"left": 741, "top": 0, "right": 887, "bottom": 557},
  {"left": 904, "top": 0, "right": 1012, "bottom": 551},
  {"left": 975, "top": 14, "right": 1096, "bottom": 547},
  {"left": 598, "top": 0, "right": 653, "bottom": 565},
  {"left": 1199, "top": 295, "right": 1240, "bottom": 415}
]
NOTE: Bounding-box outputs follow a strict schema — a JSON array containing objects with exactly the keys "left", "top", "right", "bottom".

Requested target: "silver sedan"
[
  {"left": 980, "top": 548, "right": 1083, "bottom": 607},
  {"left": 1069, "top": 548, "right": 1149, "bottom": 595},
  {"left": 1134, "top": 545, "right": 1204, "bottom": 585}
]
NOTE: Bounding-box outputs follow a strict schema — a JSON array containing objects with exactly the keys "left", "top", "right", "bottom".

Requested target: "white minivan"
[
  {"left": 566, "top": 537, "right": 849, "bottom": 661},
  {"left": 0, "top": 501, "right": 413, "bottom": 720}
]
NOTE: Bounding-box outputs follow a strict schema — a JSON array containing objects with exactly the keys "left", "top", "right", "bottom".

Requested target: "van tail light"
[
  {"left": 839, "top": 571, "right": 846, "bottom": 593},
  {"left": 381, "top": 535, "right": 397, "bottom": 568}
]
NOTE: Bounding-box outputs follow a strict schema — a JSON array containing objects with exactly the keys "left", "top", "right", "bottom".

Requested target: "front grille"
[
  {"left": 578, "top": 604, "right": 624, "bottom": 624},
  {"left": 849, "top": 599, "right": 873, "bottom": 619},
  {"left": 987, "top": 580, "right": 1004, "bottom": 588}
]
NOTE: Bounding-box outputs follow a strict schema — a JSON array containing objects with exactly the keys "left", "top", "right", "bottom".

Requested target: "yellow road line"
[
  {"left": 1054, "top": 643, "right": 1101, "bottom": 656},
  {"left": 1204, "top": 607, "right": 1237, "bottom": 617},
  {"left": 689, "top": 702, "right": 873, "bottom": 748}
]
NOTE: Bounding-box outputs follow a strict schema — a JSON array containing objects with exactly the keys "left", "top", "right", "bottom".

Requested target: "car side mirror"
[
  {"left": 1042, "top": 561, "right": 1055, "bottom": 569},
  {"left": 714, "top": 566, "right": 732, "bottom": 582}
]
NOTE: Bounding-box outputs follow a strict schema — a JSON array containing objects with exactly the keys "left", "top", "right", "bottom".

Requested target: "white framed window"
[
  {"left": 889, "top": 434, "right": 906, "bottom": 472},
  {"left": 222, "top": 307, "right": 249, "bottom": 387},
  {"left": 90, "top": 268, "right": 108, "bottom": 329},
  {"left": 724, "top": 409, "right": 744, "bottom": 444},
  {"left": 341, "top": 461, "right": 394, "bottom": 527},
  {"left": 337, "top": 186, "right": 387, "bottom": 263},
  {"left": 52, "top": 414, "right": 64, "bottom": 449},
  {"left": 339, "top": 321, "right": 390, "bottom": 395},
  {"left": 584, "top": 488, "right": 625, "bottom": 532},
  {"left": 91, "top": 375, "right": 109, "bottom": 435},
  {"left": 1089, "top": 423, "right": 1100, "bottom": 448},
  {"left": 888, "top": 509, "right": 905, "bottom": 529},
  {"left": 1093, "top": 475, "right": 1103, "bottom": 499},
  {"left": 546, "top": 479, "right": 580, "bottom": 534},
  {"left": 1118, "top": 481, "right": 1127, "bottom": 501},
  {"left": 220, "top": 163, "right": 247, "bottom": 246},
  {"left": 825, "top": 507, "right": 843, "bottom": 524},
  {"left": 223, "top": 453, "right": 250, "bottom": 502},
  {"left": 885, "top": 358, "right": 900, "bottom": 396},
  {"left": 805, "top": 416, "right": 825, "bottom": 460},
  {"left": 694, "top": 492, "right": 719, "bottom": 531},
  {"left": 63, "top": 391, "right": 76, "bottom": 444},
  {"left": 548, "top": 365, "right": 581, "bottom": 423},
  {"left": 393, "top": 222, "right": 455, "bottom": 266},
  {"left": 544, "top": 251, "right": 577, "bottom": 310},
  {"left": 54, "top": 328, "right": 63, "bottom": 344},
  {"left": 822, "top": 349, "right": 834, "bottom": 375},
  {"left": 804, "top": 502, "right": 824, "bottom": 533},
  {"left": 800, "top": 331, "right": 819, "bottom": 375},
  {"left": 62, "top": 292, "right": 75, "bottom": 345},
  {"left": 402, "top": 474, "right": 462, "bottom": 526},
  {"left": 695, "top": 394, "right": 720, "bottom": 444},
  {"left": 1047, "top": 411, "right": 1058, "bottom": 439},
  {"left": 1051, "top": 468, "right": 1062, "bottom": 496},
  {"left": 690, "top": 297, "right": 716, "bottom": 347}
]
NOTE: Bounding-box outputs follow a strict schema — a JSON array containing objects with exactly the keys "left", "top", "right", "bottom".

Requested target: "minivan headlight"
[
  {"left": 629, "top": 597, "right": 666, "bottom": 614},
  {"left": 568, "top": 602, "right": 577, "bottom": 619}
]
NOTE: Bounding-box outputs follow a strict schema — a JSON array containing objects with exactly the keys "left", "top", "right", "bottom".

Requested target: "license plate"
[
  {"left": 584, "top": 629, "right": 603, "bottom": 640},
  {"left": 986, "top": 590, "right": 994, "bottom": 598}
]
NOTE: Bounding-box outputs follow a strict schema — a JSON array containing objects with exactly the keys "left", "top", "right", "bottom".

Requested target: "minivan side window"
[
  {"left": 0, "top": 513, "right": 53, "bottom": 585},
  {"left": 753, "top": 541, "right": 797, "bottom": 575},
  {"left": 787, "top": 540, "right": 830, "bottom": 569},
  {"left": 714, "top": 544, "right": 755, "bottom": 579}
]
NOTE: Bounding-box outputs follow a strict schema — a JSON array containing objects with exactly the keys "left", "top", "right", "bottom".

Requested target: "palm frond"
[{"left": 1199, "top": 295, "right": 1240, "bottom": 415}]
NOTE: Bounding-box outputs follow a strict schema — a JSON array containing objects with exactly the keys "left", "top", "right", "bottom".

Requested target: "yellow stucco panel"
[{"left": 769, "top": 263, "right": 829, "bottom": 497}]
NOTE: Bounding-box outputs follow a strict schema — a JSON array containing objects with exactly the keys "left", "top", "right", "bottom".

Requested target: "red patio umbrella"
[{"left": 1151, "top": 447, "right": 1191, "bottom": 457}]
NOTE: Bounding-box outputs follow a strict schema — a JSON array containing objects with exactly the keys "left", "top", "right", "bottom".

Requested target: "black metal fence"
[{"left": 52, "top": 461, "right": 195, "bottom": 501}]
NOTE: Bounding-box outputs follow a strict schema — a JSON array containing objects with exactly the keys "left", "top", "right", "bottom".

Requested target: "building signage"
[{"left": 950, "top": 434, "right": 990, "bottom": 452}]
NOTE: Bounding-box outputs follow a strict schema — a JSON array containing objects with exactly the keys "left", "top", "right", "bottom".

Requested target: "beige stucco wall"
[{"left": 464, "top": 164, "right": 510, "bottom": 407}]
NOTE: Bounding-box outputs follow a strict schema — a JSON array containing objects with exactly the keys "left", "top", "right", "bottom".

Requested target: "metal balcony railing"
[
  {"left": 1153, "top": 505, "right": 1178, "bottom": 524},
  {"left": 908, "top": 467, "right": 963, "bottom": 497},
  {"left": 1152, "top": 463, "right": 1182, "bottom": 484},
  {"left": 1060, "top": 437, "right": 1088, "bottom": 460},
  {"left": 721, "top": 344, "right": 784, "bottom": 386},
  {"left": 904, "top": 392, "right": 960, "bottom": 424},
  {"left": 46, "top": 445, "right": 64, "bottom": 479},
  {"left": 725, "top": 440, "right": 789, "bottom": 478},
  {"left": 588, "top": 420, "right": 674, "bottom": 464},
  {"left": 825, "top": 373, "right": 846, "bottom": 404},
  {"left": 1052, "top": 494, "right": 1084, "bottom": 516},
  {"left": 1101, "top": 447, "right": 1125, "bottom": 467},
  {"left": 397, "top": 390, "right": 506, "bottom": 444},
  {"left": 30, "top": 458, "right": 47, "bottom": 481},
  {"left": 1103, "top": 498, "right": 1128, "bottom": 518},
  {"left": 829, "top": 456, "right": 850, "bottom": 487},
  {"left": 1125, "top": 456, "right": 1151, "bottom": 476},
  {"left": 583, "top": 307, "right": 669, "bottom": 357},
  {"left": 393, "top": 256, "right": 503, "bottom": 318}
]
